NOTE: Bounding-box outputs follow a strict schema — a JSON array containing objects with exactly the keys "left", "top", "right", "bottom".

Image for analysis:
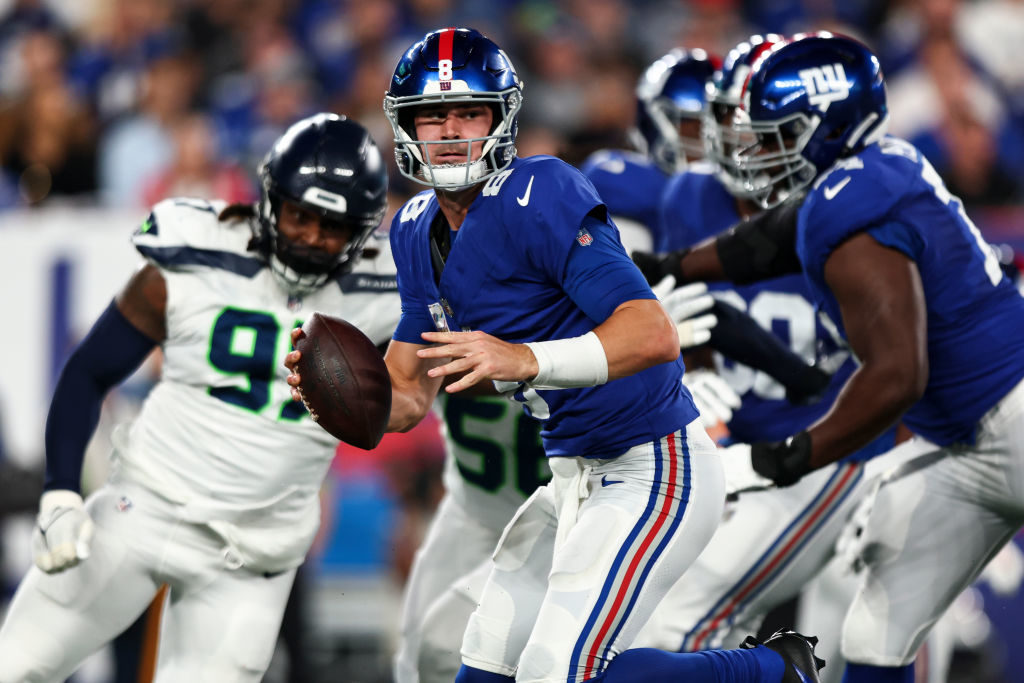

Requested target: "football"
[{"left": 294, "top": 312, "right": 391, "bottom": 449}]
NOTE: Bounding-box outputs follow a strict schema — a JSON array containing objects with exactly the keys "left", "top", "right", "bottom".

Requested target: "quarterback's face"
[
  {"left": 277, "top": 201, "right": 352, "bottom": 255},
  {"left": 413, "top": 103, "right": 494, "bottom": 166}
]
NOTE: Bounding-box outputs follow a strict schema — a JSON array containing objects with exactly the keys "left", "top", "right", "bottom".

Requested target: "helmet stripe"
[{"left": 439, "top": 27, "right": 456, "bottom": 71}]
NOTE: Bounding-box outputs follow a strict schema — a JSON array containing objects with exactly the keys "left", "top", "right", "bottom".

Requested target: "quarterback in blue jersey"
[
  {"left": 637, "top": 34, "right": 1024, "bottom": 683},
  {"left": 288, "top": 26, "right": 823, "bottom": 683}
]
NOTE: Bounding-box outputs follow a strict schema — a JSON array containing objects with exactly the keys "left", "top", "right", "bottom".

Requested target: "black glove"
[
  {"left": 631, "top": 248, "right": 689, "bottom": 287},
  {"left": 751, "top": 430, "right": 813, "bottom": 487}
]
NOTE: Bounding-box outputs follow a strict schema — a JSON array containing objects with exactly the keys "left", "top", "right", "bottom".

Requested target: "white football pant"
[
  {"left": 461, "top": 422, "right": 724, "bottom": 683},
  {"left": 842, "top": 378, "right": 1024, "bottom": 666},
  {"left": 0, "top": 481, "right": 295, "bottom": 683}
]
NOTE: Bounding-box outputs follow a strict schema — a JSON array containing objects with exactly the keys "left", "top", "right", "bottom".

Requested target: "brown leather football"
[{"left": 294, "top": 312, "right": 391, "bottom": 449}]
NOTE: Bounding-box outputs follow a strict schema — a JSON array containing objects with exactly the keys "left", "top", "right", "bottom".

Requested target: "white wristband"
[{"left": 525, "top": 331, "right": 609, "bottom": 389}]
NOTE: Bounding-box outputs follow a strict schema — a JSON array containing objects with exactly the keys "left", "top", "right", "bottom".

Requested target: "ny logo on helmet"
[{"left": 797, "top": 63, "right": 849, "bottom": 111}]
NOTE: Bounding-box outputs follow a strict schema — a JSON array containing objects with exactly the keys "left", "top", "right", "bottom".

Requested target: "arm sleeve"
[
  {"left": 709, "top": 299, "right": 831, "bottom": 403},
  {"left": 44, "top": 301, "right": 158, "bottom": 492},
  {"left": 561, "top": 214, "right": 656, "bottom": 323}
]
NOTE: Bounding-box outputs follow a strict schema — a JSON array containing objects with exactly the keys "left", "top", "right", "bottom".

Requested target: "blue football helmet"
[
  {"left": 631, "top": 48, "right": 718, "bottom": 174},
  {"left": 732, "top": 34, "right": 889, "bottom": 208},
  {"left": 703, "top": 34, "right": 786, "bottom": 198},
  {"left": 258, "top": 113, "right": 388, "bottom": 294},
  {"left": 383, "top": 27, "right": 523, "bottom": 190}
]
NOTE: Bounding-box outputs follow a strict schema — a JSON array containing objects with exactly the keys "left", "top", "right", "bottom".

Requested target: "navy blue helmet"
[
  {"left": 632, "top": 48, "right": 718, "bottom": 174},
  {"left": 258, "top": 113, "right": 388, "bottom": 294},
  {"left": 383, "top": 27, "right": 523, "bottom": 189},
  {"left": 733, "top": 34, "right": 889, "bottom": 207},
  {"left": 703, "top": 34, "right": 787, "bottom": 197}
]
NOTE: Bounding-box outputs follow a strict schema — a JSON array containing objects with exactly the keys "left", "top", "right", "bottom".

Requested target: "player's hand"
[
  {"left": 750, "top": 431, "right": 813, "bottom": 487},
  {"left": 683, "top": 369, "right": 741, "bottom": 428},
  {"left": 284, "top": 327, "right": 305, "bottom": 403},
  {"left": 655, "top": 277, "right": 717, "bottom": 349},
  {"left": 418, "top": 330, "right": 538, "bottom": 393},
  {"left": 32, "top": 490, "right": 95, "bottom": 573},
  {"left": 632, "top": 249, "right": 687, "bottom": 286},
  {"left": 720, "top": 443, "right": 774, "bottom": 496}
]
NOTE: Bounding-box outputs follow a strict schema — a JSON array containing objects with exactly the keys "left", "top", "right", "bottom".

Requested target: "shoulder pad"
[
  {"left": 354, "top": 229, "right": 398, "bottom": 277},
  {"left": 492, "top": 155, "right": 603, "bottom": 214},
  {"left": 803, "top": 142, "right": 913, "bottom": 234},
  {"left": 132, "top": 198, "right": 263, "bottom": 275},
  {"left": 396, "top": 190, "right": 436, "bottom": 225},
  {"left": 580, "top": 149, "right": 649, "bottom": 178}
]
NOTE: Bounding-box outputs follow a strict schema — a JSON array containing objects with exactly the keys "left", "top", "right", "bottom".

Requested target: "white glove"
[
  {"left": 720, "top": 443, "right": 774, "bottom": 496},
  {"left": 653, "top": 276, "right": 718, "bottom": 349},
  {"left": 684, "top": 369, "right": 742, "bottom": 428},
  {"left": 32, "top": 490, "right": 95, "bottom": 573}
]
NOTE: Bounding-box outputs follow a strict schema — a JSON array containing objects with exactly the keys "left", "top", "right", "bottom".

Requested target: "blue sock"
[
  {"left": 842, "top": 662, "right": 914, "bottom": 683},
  {"left": 454, "top": 664, "right": 515, "bottom": 683},
  {"left": 598, "top": 645, "right": 785, "bottom": 683}
]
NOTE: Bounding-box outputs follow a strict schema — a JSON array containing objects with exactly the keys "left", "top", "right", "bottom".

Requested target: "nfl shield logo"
[{"left": 576, "top": 229, "right": 593, "bottom": 246}]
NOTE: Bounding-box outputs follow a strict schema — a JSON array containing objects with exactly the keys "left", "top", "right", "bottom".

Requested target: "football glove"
[
  {"left": 751, "top": 431, "right": 813, "bottom": 487},
  {"left": 32, "top": 490, "right": 94, "bottom": 573},
  {"left": 683, "top": 369, "right": 741, "bottom": 428},
  {"left": 652, "top": 276, "right": 718, "bottom": 349},
  {"left": 632, "top": 248, "right": 688, "bottom": 286},
  {"left": 720, "top": 443, "right": 774, "bottom": 496}
]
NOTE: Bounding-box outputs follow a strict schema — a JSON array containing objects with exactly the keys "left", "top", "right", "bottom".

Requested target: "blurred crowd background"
[
  {"left": 1, "top": 0, "right": 1023, "bottom": 681},
  {"left": 1, "top": 0, "right": 1023, "bottom": 216}
]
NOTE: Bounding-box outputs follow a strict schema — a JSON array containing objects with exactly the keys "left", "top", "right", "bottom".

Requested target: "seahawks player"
[
  {"left": 0, "top": 114, "right": 399, "bottom": 681},
  {"left": 636, "top": 34, "right": 1024, "bottom": 683},
  {"left": 291, "top": 27, "right": 823, "bottom": 683}
]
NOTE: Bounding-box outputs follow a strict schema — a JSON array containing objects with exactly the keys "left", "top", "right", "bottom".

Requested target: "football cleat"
[{"left": 741, "top": 629, "right": 825, "bottom": 683}]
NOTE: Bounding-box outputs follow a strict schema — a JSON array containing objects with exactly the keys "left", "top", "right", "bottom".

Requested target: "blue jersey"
[
  {"left": 580, "top": 149, "right": 669, "bottom": 249},
  {"left": 390, "top": 155, "right": 699, "bottom": 458},
  {"left": 798, "top": 137, "right": 1024, "bottom": 446},
  {"left": 660, "top": 162, "right": 893, "bottom": 459}
]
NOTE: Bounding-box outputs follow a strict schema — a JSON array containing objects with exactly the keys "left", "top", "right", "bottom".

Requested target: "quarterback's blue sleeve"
[
  {"left": 394, "top": 307, "right": 437, "bottom": 343},
  {"left": 562, "top": 214, "right": 655, "bottom": 323},
  {"left": 389, "top": 216, "right": 438, "bottom": 344},
  {"left": 44, "top": 301, "right": 157, "bottom": 492}
]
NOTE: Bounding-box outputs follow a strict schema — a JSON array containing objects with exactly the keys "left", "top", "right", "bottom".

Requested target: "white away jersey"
[
  {"left": 436, "top": 394, "right": 551, "bottom": 531},
  {"left": 116, "top": 197, "right": 401, "bottom": 519}
]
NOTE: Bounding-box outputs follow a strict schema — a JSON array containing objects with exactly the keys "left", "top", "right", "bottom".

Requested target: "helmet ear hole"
[{"left": 825, "top": 123, "right": 848, "bottom": 141}]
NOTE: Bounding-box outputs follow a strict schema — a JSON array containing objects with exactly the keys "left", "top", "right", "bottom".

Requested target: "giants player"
[
  {"left": 631, "top": 33, "right": 910, "bottom": 671},
  {"left": 0, "top": 114, "right": 400, "bottom": 681},
  {"left": 290, "top": 27, "right": 823, "bottom": 683},
  {"left": 395, "top": 48, "right": 733, "bottom": 683},
  {"left": 637, "top": 34, "right": 1024, "bottom": 683}
]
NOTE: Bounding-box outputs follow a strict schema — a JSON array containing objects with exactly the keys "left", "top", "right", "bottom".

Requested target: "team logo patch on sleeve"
[{"left": 576, "top": 228, "right": 594, "bottom": 246}]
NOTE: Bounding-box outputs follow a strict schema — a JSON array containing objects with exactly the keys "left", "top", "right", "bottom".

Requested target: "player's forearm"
[
  {"left": 45, "top": 302, "right": 157, "bottom": 492},
  {"left": 383, "top": 340, "right": 444, "bottom": 432},
  {"left": 595, "top": 299, "right": 680, "bottom": 380},
  {"left": 386, "top": 386, "right": 433, "bottom": 432},
  {"left": 806, "top": 361, "right": 924, "bottom": 468},
  {"left": 632, "top": 201, "right": 802, "bottom": 286}
]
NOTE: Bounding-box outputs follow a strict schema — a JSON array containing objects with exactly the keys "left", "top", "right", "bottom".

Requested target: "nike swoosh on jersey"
[
  {"left": 601, "top": 474, "right": 623, "bottom": 486},
  {"left": 823, "top": 176, "right": 851, "bottom": 200},
  {"left": 517, "top": 175, "right": 535, "bottom": 206}
]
